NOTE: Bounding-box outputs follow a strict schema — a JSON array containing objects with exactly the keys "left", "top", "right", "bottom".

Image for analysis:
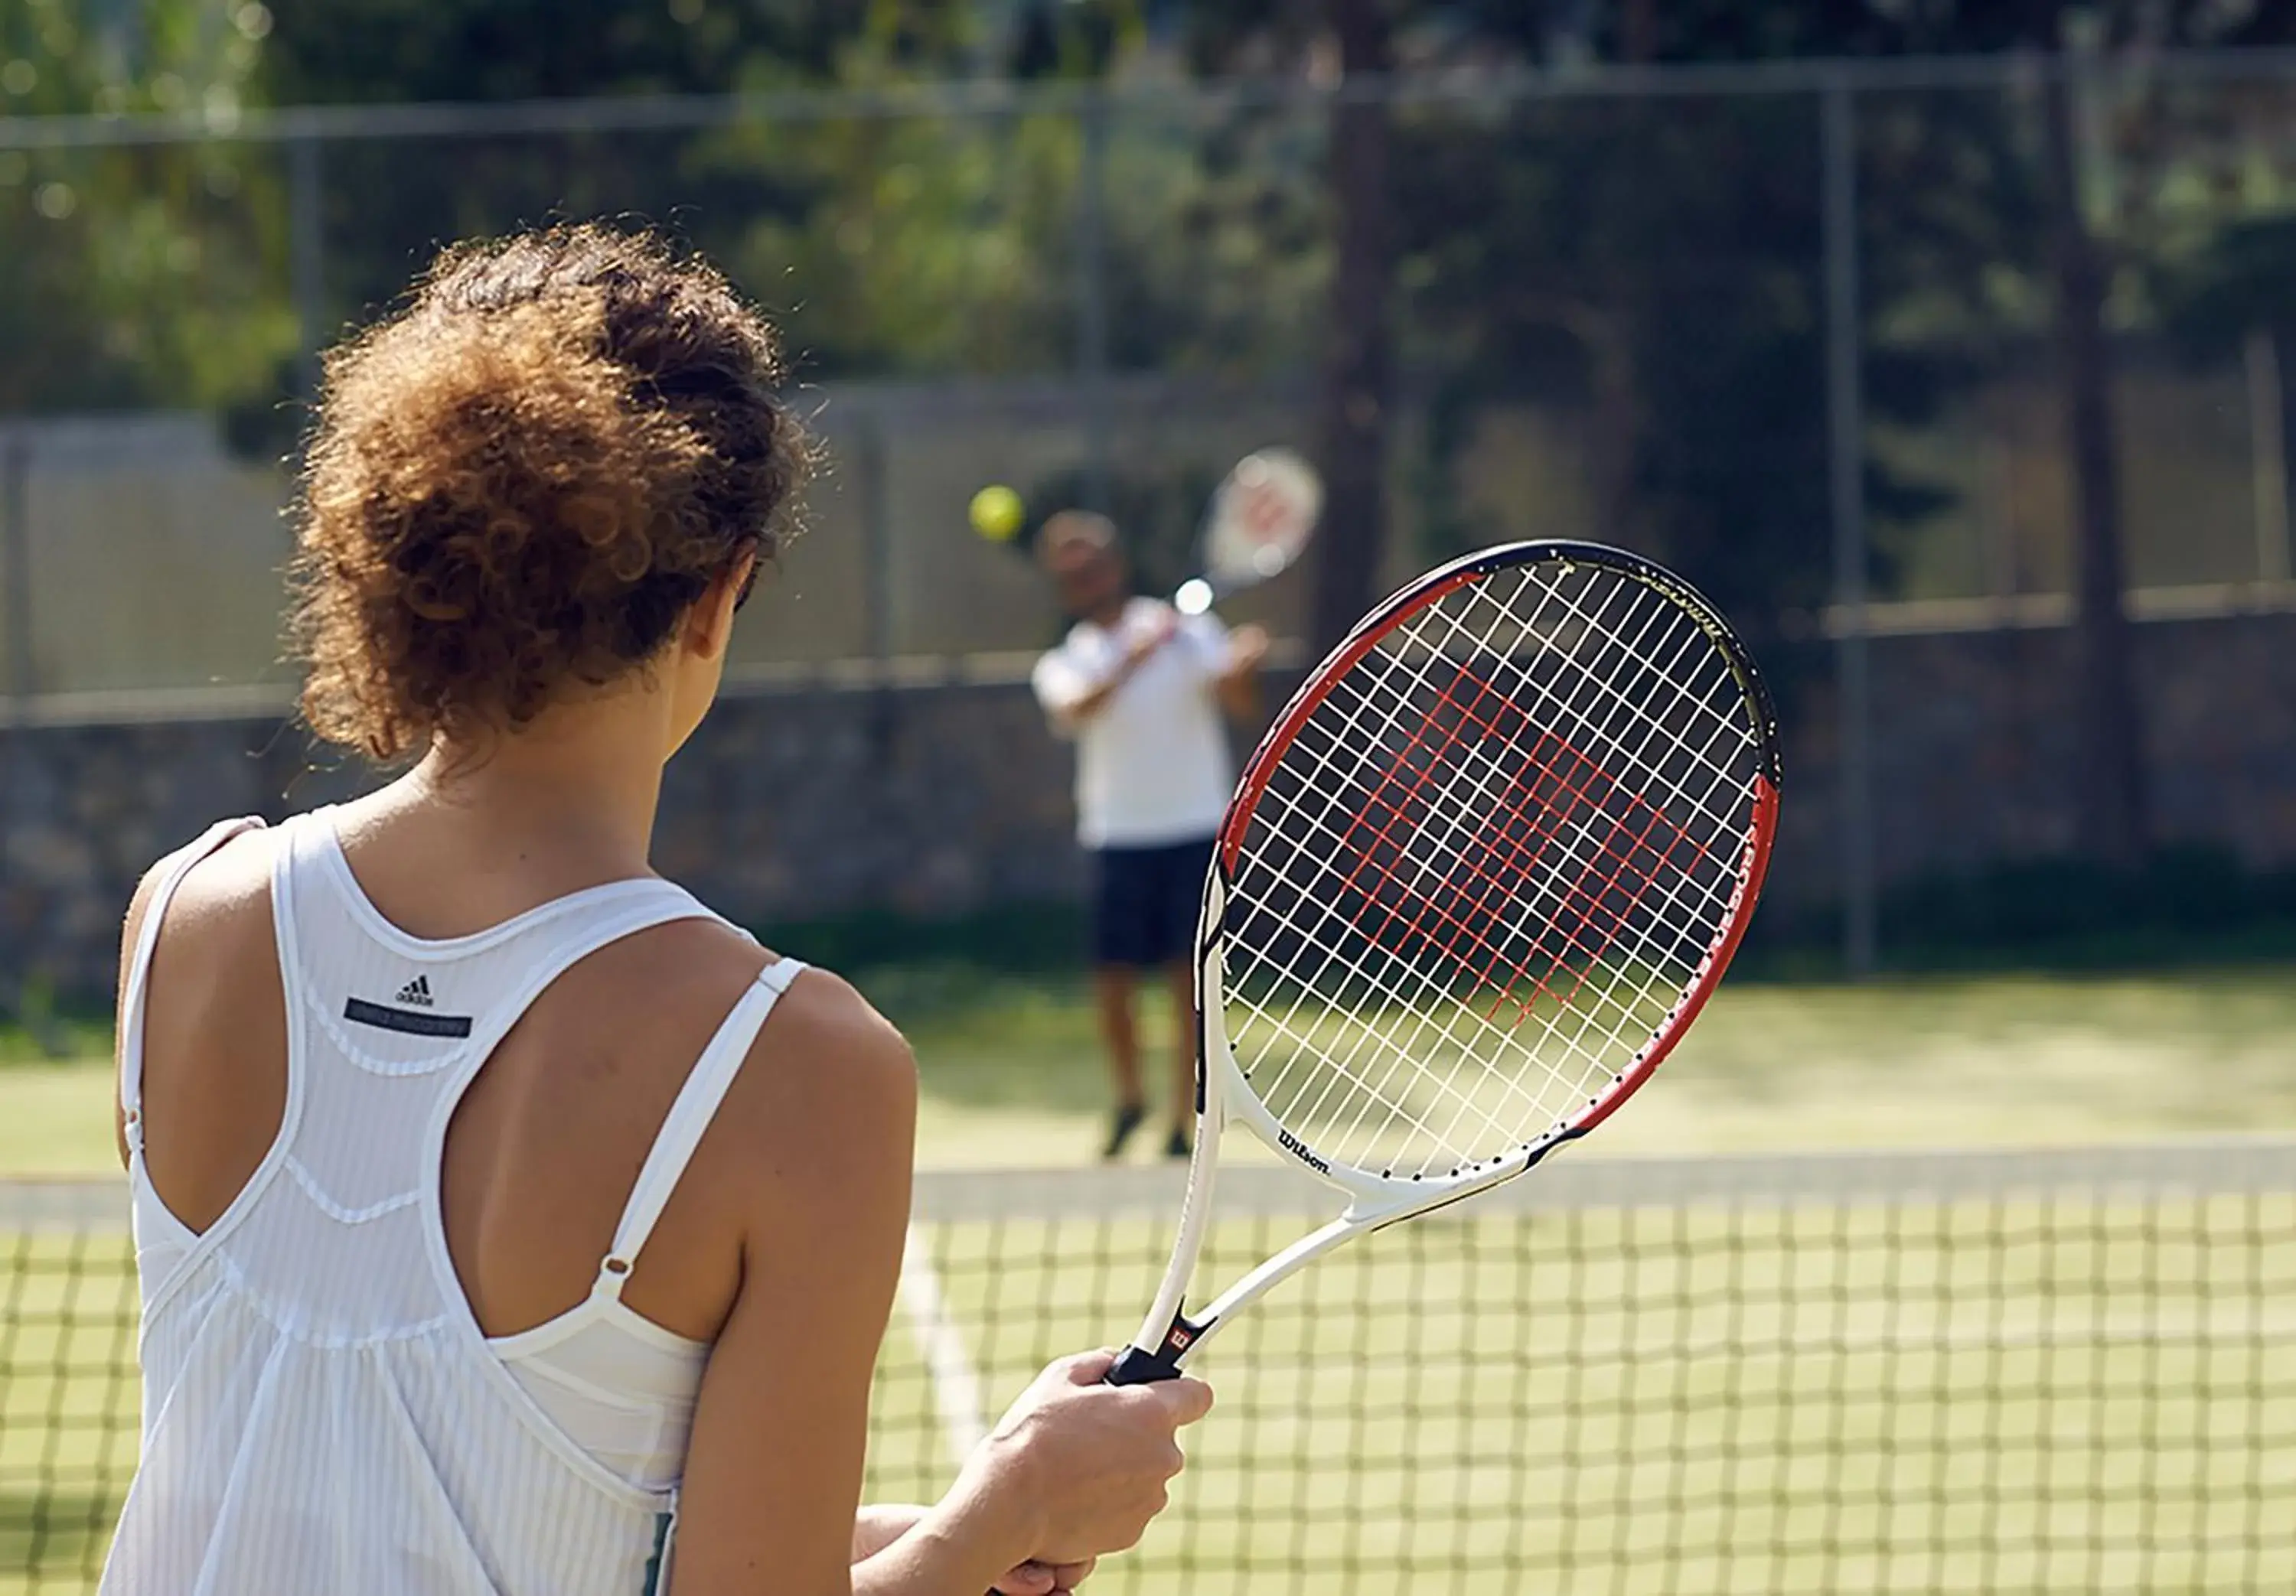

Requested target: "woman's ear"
[{"left": 687, "top": 551, "right": 758, "bottom": 663}]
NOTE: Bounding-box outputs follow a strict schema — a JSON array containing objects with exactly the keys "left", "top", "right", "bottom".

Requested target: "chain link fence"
[{"left": 6, "top": 55, "right": 2296, "bottom": 961}]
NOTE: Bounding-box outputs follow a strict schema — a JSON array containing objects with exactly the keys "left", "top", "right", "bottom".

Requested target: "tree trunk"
[
  {"left": 2040, "top": 65, "right": 2148, "bottom": 865},
  {"left": 1309, "top": 0, "right": 1395, "bottom": 657}
]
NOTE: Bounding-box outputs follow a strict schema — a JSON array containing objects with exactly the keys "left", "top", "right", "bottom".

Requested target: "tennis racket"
[
  {"left": 1106, "top": 540, "right": 1782, "bottom": 1384},
  {"left": 1172, "top": 448, "right": 1322, "bottom": 617}
]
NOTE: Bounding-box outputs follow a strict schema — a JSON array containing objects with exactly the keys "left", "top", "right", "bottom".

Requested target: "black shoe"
[
  {"left": 1102, "top": 1102, "right": 1147, "bottom": 1161},
  {"left": 1163, "top": 1126, "right": 1193, "bottom": 1160}
]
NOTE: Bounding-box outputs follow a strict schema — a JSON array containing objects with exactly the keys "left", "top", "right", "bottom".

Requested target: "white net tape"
[{"left": 1221, "top": 556, "right": 1766, "bottom": 1181}]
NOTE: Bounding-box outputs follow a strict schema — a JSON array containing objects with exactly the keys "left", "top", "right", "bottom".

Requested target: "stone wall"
[
  {"left": 0, "top": 682, "right": 1084, "bottom": 1005},
  {"left": 5, "top": 606, "right": 2293, "bottom": 1005},
  {"left": 1767, "top": 607, "right": 2296, "bottom": 907}
]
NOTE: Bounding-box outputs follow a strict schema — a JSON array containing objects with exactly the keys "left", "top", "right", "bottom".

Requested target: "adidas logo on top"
[{"left": 394, "top": 976, "right": 435, "bottom": 1008}]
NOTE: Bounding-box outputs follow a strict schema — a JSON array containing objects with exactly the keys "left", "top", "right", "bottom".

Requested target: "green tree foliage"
[
  {"left": 260, "top": 1, "right": 1270, "bottom": 384},
  {"left": 1174, "top": 0, "right": 2294, "bottom": 855},
  {"left": 0, "top": 0, "right": 295, "bottom": 412},
  {"left": 1394, "top": 67, "right": 2051, "bottom": 691},
  {"left": 1166, "top": 5, "right": 2002, "bottom": 681},
  {"left": 261, "top": 2, "right": 981, "bottom": 375},
  {"left": 1168, "top": 0, "right": 1400, "bottom": 653},
  {"left": 259, "top": 0, "right": 1068, "bottom": 103}
]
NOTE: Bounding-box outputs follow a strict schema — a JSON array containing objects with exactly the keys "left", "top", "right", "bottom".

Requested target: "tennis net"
[{"left": 2, "top": 1141, "right": 2290, "bottom": 1593}]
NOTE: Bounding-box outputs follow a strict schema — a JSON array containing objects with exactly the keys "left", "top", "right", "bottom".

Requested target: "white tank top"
[{"left": 103, "top": 809, "right": 804, "bottom": 1596}]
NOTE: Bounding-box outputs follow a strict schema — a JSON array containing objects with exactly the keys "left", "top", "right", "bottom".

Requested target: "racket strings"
[
  {"left": 1357, "top": 572, "right": 1746, "bottom": 1054},
  {"left": 1230, "top": 751, "right": 1706, "bottom": 1173},
  {"left": 1323, "top": 568, "right": 1739, "bottom": 962},
  {"left": 1394, "top": 576, "right": 1740, "bottom": 1158},
  {"left": 1265, "top": 598, "right": 1662, "bottom": 1146},
  {"left": 1207, "top": 451, "right": 1319, "bottom": 586},
  {"left": 1275, "top": 583, "right": 1741, "bottom": 1158},
  {"left": 1241, "top": 714, "right": 1668, "bottom": 1158},
  {"left": 1221, "top": 560, "right": 1763, "bottom": 1178},
  {"left": 1249, "top": 575, "right": 1733, "bottom": 1070},
  {"left": 1337, "top": 583, "right": 1724, "bottom": 983},
  {"left": 1229, "top": 603, "right": 1626, "bottom": 1163},
  {"left": 1233, "top": 631, "right": 1634, "bottom": 1148}
]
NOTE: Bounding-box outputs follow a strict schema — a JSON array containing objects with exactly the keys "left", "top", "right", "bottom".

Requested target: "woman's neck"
[{"left": 333, "top": 689, "right": 676, "bottom": 931}]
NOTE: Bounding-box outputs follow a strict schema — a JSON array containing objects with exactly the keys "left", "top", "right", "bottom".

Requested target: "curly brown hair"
[{"left": 290, "top": 223, "right": 808, "bottom": 761}]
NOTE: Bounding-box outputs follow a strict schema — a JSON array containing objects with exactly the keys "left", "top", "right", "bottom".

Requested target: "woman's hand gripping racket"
[{"left": 1107, "top": 541, "right": 1782, "bottom": 1384}]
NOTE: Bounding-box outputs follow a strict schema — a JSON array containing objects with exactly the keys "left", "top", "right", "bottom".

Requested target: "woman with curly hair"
[{"left": 103, "top": 223, "right": 1208, "bottom": 1596}]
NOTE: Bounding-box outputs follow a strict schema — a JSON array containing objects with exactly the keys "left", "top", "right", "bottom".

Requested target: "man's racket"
[
  {"left": 1172, "top": 448, "right": 1322, "bottom": 617},
  {"left": 1107, "top": 540, "right": 1782, "bottom": 1384}
]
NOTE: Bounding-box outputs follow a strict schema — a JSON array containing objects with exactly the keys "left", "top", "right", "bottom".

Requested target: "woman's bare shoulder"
[
  {"left": 122, "top": 826, "right": 280, "bottom": 987},
  {"left": 585, "top": 920, "right": 916, "bottom": 1151},
  {"left": 653, "top": 935, "right": 918, "bottom": 1223}
]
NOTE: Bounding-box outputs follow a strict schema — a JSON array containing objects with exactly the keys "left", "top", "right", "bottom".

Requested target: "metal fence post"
[
  {"left": 2246, "top": 326, "right": 2292, "bottom": 585},
  {"left": 289, "top": 135, "right": 328, "bottom": 401},
  {"left": 858, "top": 403, "right": 896, "bottom": 748},
  {"left": 1822, "top": 77, "right": 1877, "bottom": 977},
  {"left": 1075, "top": 89, "right": 1113, "bottom": 515},
  {"left": 1, "top": 425, "right": 36, "bottom": 1024},
  {"left": 1, "top": 428, "right": 30, "bottom": 707}
]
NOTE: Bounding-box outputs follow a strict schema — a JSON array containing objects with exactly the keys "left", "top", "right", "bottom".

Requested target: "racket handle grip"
[{"left": 1105, "top": 1344, "right": 1185, "bottom": 1386}]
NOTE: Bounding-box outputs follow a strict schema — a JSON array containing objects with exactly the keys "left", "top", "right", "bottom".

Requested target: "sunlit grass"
[
  {"left": 5, "top": 962, "right": 2294, "bottom": 1174},
  {"left": 894, "top": 960, "right": 2296, "bottom": 1167}
]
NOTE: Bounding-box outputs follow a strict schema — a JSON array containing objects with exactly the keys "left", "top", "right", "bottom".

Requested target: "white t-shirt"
[{"left": 1032, "top": 597, "right": 1236, "bottom": 848}]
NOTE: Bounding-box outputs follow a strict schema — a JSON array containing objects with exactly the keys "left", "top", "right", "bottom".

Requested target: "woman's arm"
[
  {"left": 666, "top": 978, "right": 933, "bottom": 1595},
  {"left": 664, "top": 976, "right": 1212, "bottom": 1596},
  {"left": 853, "top": 1507, "right": 1091, "bottom": 1596},
  {"left": 852, "top": 1351, "right": 1208, "bottom": 1596}
]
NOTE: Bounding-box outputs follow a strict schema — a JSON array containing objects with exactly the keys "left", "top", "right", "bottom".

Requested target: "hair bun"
[{"left": 291, "top": 224, "right": 808, "bottom": 762}]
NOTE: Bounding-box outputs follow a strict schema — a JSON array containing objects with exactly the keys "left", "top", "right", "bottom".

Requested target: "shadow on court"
[{"left": 0, "top": 1484, "right": 120, "bottom": 1591}]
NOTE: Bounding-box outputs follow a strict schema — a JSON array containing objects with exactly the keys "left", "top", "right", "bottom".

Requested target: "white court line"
[{"left": 896, "top": 1226, "right": 987, "bottom": 1467}]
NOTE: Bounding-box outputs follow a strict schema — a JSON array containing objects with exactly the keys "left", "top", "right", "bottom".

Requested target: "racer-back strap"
[{"left": 590, "top": 957, "right": 808, "bottom": 1301}]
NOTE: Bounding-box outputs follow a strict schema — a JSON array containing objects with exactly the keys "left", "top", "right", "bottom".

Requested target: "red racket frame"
[{"left": 1213, "top": 539, "right": 1781, "bottom": 1165}]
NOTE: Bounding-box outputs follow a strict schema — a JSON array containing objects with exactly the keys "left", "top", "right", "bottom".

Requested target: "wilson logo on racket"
[{"left": 1277, "top": 1127, "right": 1331, "bottom": 1175}]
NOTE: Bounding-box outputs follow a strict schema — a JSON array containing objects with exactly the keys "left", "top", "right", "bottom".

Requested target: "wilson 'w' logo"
[{"left": 1277, "top": 1127, "right": 1331, "bottom": 1175}]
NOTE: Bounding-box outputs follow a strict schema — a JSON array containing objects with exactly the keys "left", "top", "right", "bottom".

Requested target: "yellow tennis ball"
[{"left": 970, "top": 484, "right": 1025, "bottom": 542}]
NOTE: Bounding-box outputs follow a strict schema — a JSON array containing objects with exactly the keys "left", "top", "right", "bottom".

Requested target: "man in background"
[{"left": 1031, "top": 510, "right": 1267, "bottom": 1160}]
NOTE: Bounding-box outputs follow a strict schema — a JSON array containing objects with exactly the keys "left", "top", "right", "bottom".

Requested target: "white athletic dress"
[{"left": 103, "top": 809, "right": 804, "bottom": 1596}]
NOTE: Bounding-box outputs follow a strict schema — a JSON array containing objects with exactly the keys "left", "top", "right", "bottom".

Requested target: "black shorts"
[{"left": 1090, "top": 836, "right": 1215, "bottom": 969}]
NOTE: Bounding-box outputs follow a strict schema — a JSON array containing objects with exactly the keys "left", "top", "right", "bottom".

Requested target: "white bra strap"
[
  {"left": 119, "top": 818, "right": 269, "bottom": 1147},
  {"left": 592, "top": 957, "right": 807, "bottom": 1301}
]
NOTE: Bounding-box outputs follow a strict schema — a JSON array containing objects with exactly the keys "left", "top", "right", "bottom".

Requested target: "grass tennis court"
[
  {"left": 872, "top": 1170, "right": 2296, "bottom": 1594},
  {"left": 1, "top": 965, "right": 2291, "bottom": 1592},
  {"left": 2, "top": 1154, "right": 2291, "bottom": 1594}
]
